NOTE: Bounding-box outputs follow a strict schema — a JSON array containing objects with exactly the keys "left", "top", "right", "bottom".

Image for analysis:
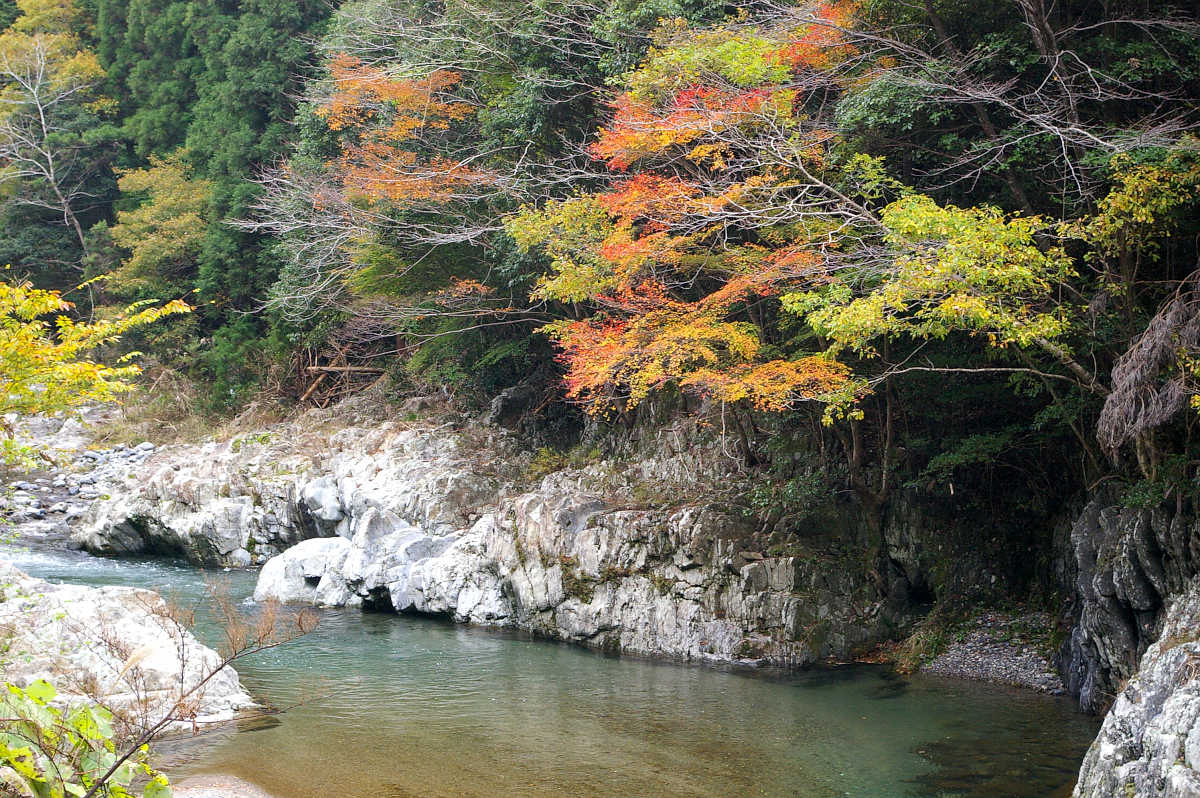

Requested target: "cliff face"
[
  {"left": 1062, "top": 499, "right": 1200, "bottom": 714},
  {"left": 1073, "top": 577, "right": 1200, "bottom": 797},
  {"left": 77, "top": 419, "right": 906, "bottom": 666}
]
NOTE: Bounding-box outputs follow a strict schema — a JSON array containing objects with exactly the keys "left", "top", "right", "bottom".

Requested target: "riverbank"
[
  {"left": 2, "top": 399, "right": 1074, "bottom": 692},
  {"left": 919, "top": 611, "right": 1065, "bottom": 695},
  {"left": 0, "top": 560, "right": 253, "bottom": 731},
  {"left": 1, "top": 540, "right": 1099, "bottom": 798},
  {"left": 4, "top": 397, "right": 1198, "bottom": 794}
]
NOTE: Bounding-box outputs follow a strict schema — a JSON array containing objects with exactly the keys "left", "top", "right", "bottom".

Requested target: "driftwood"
[{"left": 298, "top": 372, "right": 328, "bottom": 403}]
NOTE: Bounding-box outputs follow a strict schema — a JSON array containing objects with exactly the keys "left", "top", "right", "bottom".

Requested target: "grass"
[{"left": 89, "top": 366, "right": 288, "bottom": 448}]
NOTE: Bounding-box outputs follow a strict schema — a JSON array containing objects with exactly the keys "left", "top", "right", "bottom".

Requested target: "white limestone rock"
[
  {"left": 0, "top": 561, "right": 253, "bottom": 730},
  {"left": 252, "top": 536, "right": 356, "bottom": 607}
]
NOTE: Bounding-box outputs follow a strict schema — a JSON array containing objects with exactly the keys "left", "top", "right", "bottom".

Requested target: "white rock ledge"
[
  {"left": 80, "top": 417, "right": 903, "bottom": 666},
  {"left": 0, "top": 560, "right": 253, "bottom": 731},
  {"left": 1074, "top": 576, "right": 1200, "bottom": 796}
]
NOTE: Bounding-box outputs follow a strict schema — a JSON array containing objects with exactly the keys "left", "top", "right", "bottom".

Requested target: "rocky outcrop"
[
  {"left": 83, "top": 417, "right": 906, "bottom": 666},
  {"left": 1061, "top": 499, "right": 1200, "bottom": 713},
  {"left": 0, "top": 561, "right": 253, "bottom": 730},
  {"left": 1074, "top": 577, "right": 1200, "bottom": 797},
  {"left": 75, "top": 434, "right": 326, "bottom": 566},
  {"left": 253, "top": 477, "right": 899, "bottom": 663}
]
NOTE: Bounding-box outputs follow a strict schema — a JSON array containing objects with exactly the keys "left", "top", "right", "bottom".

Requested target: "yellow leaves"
[
  {"left": 799, "top": 194, "right": 1074, "bottom": 356},
  {"left": 686, "top": 142, "right": 729, "bottom": 169},
  {"left": 510, "top": 195, "right": 620, "bottom": 303},
  {"left": 0, "top": 0, "right": 105, "bottom": 133},
  {"left": 10, "top": 0, "right": 82, "bottom": 35},
  {"left": 0, "top": 279, "right": 191, "bottom": 419},
  {"left": 1083, "top": 146, "right": 1200, "bottom": 261},
  {"left": 109, "top": 151, "right": 213, "bottom": 293},
  {"left": 52, "top": 48, "right": 104, "bottom": 86}
]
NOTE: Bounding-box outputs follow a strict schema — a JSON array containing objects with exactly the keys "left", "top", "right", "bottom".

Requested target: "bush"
[{"left": 0, "top": 680, "right": 171, "bottom": 798}]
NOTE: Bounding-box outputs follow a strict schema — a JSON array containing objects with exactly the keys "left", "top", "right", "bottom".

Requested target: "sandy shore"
[{"left": 173, "top": 775, "right": 278, "bottom": 798}]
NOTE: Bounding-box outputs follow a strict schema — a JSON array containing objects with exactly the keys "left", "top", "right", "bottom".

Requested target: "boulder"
[
  {"left": 0, "top": 561, "right": 253, "bottom": 731},
  {"left": 253, "top": 536, "right": 356, "bottom": 607}
]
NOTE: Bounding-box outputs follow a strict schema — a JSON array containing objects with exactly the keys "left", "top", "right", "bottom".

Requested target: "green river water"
[{"left": 2, "top": 543, "right": 1099, "bottom": 798}]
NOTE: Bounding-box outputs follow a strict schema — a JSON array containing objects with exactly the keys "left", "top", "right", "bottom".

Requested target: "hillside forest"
[{"left": 2, "top": 0, "right": 1200, "bottom": 602}]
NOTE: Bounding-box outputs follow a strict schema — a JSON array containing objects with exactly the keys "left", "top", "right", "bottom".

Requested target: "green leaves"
[
  {"left": 0, "top": 679, "right": 172, "bottom": 798},
  {"left": 22, "top": 678, "right": 56, "bottom": 704}
]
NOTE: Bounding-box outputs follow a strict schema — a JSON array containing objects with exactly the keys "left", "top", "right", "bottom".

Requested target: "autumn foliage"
[
  {"left": 509, "top": 2, "right": 1100, "bottom": 419},
  {"left": 0, "top": 278, "right": 190, "bottom": 461},
  {"left": 317, "top": 54, "right": 491, "bottom": 205},
  {"left": 511, "top": 7, "right": 863, "bottom": 415}
]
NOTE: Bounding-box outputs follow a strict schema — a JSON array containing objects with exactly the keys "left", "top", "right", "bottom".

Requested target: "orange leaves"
[
  {"left": 775, "top": 1, "right": 859, "bottom": 72},
  {"left": 547, "top": 307, "right": 848, "bottom": 412},
  {"left": 596, "top": 174, "right": 701, "bottom": 221},
  {"left": 589, "top": 6, "right": 858, "bottom": 172},
  {"left": 545, "top": 308, "right": 762, "bottom": 409},
  {"left": 318, "top": 53, "right": 491, "bottom": 206},
  {"left": 340, "top": 150, "right": 487, "bottom": 203},
  {"left": 319, "top": 54, "right": 472, "bottom": 134},
  {"left": 539, "top": 265, "right": 846, "bottom": 414},
  {"left": 592, "top": 87, "right": 794, "bottom": 171},
  {"left": 509, "top": 13, "right": 878, "bottom": 415},
  {"left": 684, "top": 357, "right": 851, "bottom": 411}
]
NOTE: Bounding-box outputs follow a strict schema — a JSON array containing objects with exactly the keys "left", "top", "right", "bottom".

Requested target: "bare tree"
[{"left": 0, "top": 26, "right": 113, "bottom": 261}]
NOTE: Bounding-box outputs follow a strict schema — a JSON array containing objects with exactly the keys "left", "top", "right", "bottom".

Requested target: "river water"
[{"left": 2, "top": 542, "right": 1099, "bottom": 798}]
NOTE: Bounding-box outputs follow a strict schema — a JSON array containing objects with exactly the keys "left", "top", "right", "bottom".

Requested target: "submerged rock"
[
  {"left": 0, "top": 561, "right": 253, "bottom": 730},
  {"left": 1074, "top": 577, "right": 1200, "bottom": 797},
  {"left": 173, "top": 775, "right": 277, "bottom": 798}
]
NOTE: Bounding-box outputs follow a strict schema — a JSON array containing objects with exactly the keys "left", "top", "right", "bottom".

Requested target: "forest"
[
  {"left": 3, "top": 0, "right": 1200, "bottom": 795},
  {"left": 4, "top": 0, "right": 1198, "bottom": 580}
]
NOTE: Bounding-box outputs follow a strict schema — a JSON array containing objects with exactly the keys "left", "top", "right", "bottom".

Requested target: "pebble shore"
[{"left": 920, "top": 611, "right": 1066, "bottom": 694}]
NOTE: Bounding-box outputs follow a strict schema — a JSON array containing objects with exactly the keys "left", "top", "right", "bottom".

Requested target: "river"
[{"left": 1, "top": 542, "right": 1099, "bottom": 798}]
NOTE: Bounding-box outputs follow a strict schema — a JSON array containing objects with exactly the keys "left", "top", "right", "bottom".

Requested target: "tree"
[
  {"left": 88, "top": 0, "right": 334, "bottom": 406},
  {"left": 106, "top": 150, "right": 212, "bottom": 299},
  {"left": 0, "top": 0, "right": 117, "bottom": 265},
  {"left": 0, "top": 277, "right": 189, "bottom": 463},
  {"left": 509, "top": 8, "right": 1075, "bottom": 415},
  {"left": 252, "top": 0, "right": 738, "bottom": 404}
]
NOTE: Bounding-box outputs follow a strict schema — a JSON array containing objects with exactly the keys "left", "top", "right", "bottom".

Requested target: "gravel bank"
[{"left": 920, "top": 611, "right": 1066, "bottom": 695}]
